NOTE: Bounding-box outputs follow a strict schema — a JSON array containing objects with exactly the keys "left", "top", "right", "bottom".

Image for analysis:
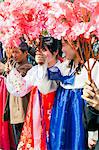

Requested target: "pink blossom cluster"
[
  {"left": 0, "top": 0, "right": 98, "bottom": 48},
  {"left": 46, "top": 0, "right": 99, "bottom": 41},
  {"left": 0, "top": 0, "right": 50, "bottom": 48}
]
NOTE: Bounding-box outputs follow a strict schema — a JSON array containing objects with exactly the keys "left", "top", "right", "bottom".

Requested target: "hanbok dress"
[
  {"left": 37, "top": 58, "right": 99, "bottom": 150},
  {"left": 5, "top": 62, "right": 59, "bottom": 150}
]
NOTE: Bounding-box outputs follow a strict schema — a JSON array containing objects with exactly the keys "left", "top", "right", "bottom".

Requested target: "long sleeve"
[
  {"left": 36, "top": 63, "right": 58, "bottom": 94},
  {"left": 88, "top": 131, "right": 98, "bottom": 141},
  {"left": 5, "top": 67, "right": 35, "bottom": 97},
  {"left": 5, "top": 63, "right": 58, "bottom": 96}
]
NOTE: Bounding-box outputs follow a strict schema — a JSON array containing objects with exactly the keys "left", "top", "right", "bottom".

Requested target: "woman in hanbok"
[
  {"left": 37, "top": 39, "right": 99, "bottom": 150},
  {"left": 5, "top": 37, "right": 61, "bottom": 150}
]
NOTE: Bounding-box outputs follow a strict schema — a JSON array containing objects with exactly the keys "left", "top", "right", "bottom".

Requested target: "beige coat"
[{"left": 9, "top": 93, "right": 30, "bottom": 124}]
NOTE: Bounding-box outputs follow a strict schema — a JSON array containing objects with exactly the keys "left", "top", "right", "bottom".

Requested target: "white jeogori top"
[
  {"left": 59, "top": 58, "right": 99, "bottom": 89},
  {"left": 5, "top": 61, "right": 60, "bottom": 97}
]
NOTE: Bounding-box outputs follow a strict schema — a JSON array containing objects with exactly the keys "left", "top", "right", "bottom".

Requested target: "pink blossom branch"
[
  {"left": 88, "top": 39, "right": 95, "bottom": 58},
  {"left": 91, "top": 59, "right": 97, "bottom": 72},
  {"left": 77, "top": 38, "right": 84, "bottom": 63},
  {"left": 85, "top": 41, "right": 92, "bottom": 81}
]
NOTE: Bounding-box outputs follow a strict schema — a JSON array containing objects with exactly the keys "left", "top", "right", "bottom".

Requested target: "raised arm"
[
  {"left": 36, "top": 63, "right": 58, "bottom": 94},
  {"left": 5, "top": 66, "right": 36, "bottom": 97}
]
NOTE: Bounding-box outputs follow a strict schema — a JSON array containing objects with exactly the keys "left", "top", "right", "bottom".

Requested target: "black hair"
[
  {"left": 42, "top": 36, "right": 62, "bottom": 55},
  {"left": 19, "top": 36, "right": 26, "bottom": 43},
  {"left": 69, "top": 59, "right": 83, "bottom": 74},
  {"left": 19, "top": 42, "right": 29, "bottom": 53}
]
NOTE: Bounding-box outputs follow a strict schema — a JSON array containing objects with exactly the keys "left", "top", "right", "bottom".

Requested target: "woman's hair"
[
  {"left": 42, "top": 36, "right": 62, "bottom": 55},
  {"left": 69, "top": 59, "right": 83, "bottom": 74},
  {"left": 19, "top": 42, "right": 29, "bottom": 53}
]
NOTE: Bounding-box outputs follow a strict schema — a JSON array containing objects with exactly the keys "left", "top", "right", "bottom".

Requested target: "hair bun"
[{"left": 42, "top": 36, "right": 54, "bottom": 46}]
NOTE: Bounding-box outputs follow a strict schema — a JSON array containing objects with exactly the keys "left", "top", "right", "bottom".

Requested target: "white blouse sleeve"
[
  {"left": 36, "top": 63, "right": 58, "bottom": 94},
  {"left": 88, "top": 131, "right": 98, "bottom": 141},
  {"left": 5, "top": 67, "right": 36, "bottom": 97},
  {"left": 5, "top": 63, "right": 58, "bottom": 96}
]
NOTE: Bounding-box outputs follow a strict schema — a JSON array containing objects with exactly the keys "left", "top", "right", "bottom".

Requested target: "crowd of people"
[{"left": 0, "top": 36, "right": 99, "bottom": 150}]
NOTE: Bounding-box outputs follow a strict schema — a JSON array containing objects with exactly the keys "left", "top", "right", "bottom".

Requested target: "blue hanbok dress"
[{"left": 47, "top": 66, "right": 87, "bottom": 150}]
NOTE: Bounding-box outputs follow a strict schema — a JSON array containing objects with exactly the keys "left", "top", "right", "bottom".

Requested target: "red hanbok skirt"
[{"left": 18, "top": 86, "right": 56, "bottom": 150}]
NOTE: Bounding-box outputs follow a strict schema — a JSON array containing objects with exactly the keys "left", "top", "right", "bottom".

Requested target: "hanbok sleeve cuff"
[
  {"left": 37, "top": 63, "right": 48, "bottom": 80},
  {"left": 37, "top": 63, "right": 58, "bottom": 94},
  {"left": 88, "top": 131, "right": 98, "bottom": 141},
  {"left": 6, "top": 68, "right": 32, "bottom": 97}
]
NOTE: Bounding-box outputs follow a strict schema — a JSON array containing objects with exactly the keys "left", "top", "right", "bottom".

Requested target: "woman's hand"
[
  {"left": 35, "top": 51, "right": 46, "bottom": 65},
  {"left": 88, "top": 138, "right": 97, "bottom": 150},
  {"left": 82, "top": 80, "right": 99, "bottom": 110},
  {"left": 0, "top": 61, "right": 12, "bottom": 75},
  {"left": 4, "top": 61, "right": 12, "bottom": 74}
]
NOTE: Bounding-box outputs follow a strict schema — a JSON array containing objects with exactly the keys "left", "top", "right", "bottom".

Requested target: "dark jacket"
[{"left": 83, "top": 105, "right": 99, "bottom": 150}]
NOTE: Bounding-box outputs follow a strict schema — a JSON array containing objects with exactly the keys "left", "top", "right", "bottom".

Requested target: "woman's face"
[
  {"left": 42, "top": 46, "right": 57, "bottom": 63},
  {"left": 62, "top": 39, "right": 76, "bottom": 60}
]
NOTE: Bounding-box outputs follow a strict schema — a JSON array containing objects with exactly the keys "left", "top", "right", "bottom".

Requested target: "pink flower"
[
  {"left": 0, "top": 0, "right": 98, "bottom": 48},
  {"left": 71, "top": 22, "right": 89, "bottom": 36},
  {"left": 0, "top": 0, "right": 50, "bottom": 47}
]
